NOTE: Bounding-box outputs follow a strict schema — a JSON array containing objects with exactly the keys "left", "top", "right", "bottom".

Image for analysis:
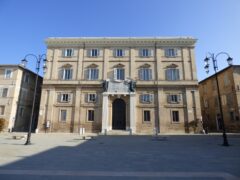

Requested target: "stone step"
[{"left": 101, "top": 130, "right": 132, "bottom": 135}]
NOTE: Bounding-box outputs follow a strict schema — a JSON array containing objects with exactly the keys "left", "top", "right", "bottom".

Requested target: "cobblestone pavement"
[{"left": 0, "top": 133, "right": 240, "bottom": 180}]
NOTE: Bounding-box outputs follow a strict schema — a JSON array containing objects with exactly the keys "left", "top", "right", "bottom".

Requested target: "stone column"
[
  {"left": 101, "top": 93, "right": 109, "bottom": 133},
  {"left": 129, "top": 93, "right": 136, "bottom": 133}
]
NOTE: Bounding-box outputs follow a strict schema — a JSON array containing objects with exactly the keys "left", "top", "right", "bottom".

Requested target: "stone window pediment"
[
  {"left": 139, "top": 63, "right": 151, "bottom": 69},
  {"left": 62, "top": 63, "right": 72, "bottom": 68},
  {"left": 87, "top": 63, "right": 98, "bottom": 68},
  {"left": 113, "top": 63, "right": 125, "bottom": 68},
  {"left": 165, "top": 63, "right": 178, "bottom": 69}
]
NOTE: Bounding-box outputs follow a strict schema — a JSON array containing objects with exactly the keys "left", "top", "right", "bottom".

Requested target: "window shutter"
[
  {"left": 176, "top": 69, "right": 180, "bottom": 80},
  {"left": 140, "top": 94, "right": 143, "bottom": 103},
  {"left": 122, "top": 49, "right": 125, "bottom": 56},
  {"left": 149, "top": 49, "right": 153, "bottom": 56},
  {"left": 68, "top": 93, "right": 72, "bottom": 102},
  {"left": 95, "top": 94, "right": 98, "bottom": 103},
  {"left": 59, "top": 69, "right": 63, "bottom": 79},
  {"left": 95, "top": 69, "right": 99, "bottom": 79},
  {"left": 85, "top": 94, "right": 89, "bottom": 103},
  {"left": 139, "top": 69, "right": 143, "bottom": 80},
  {"left": 57, "top": 93, "right": 61, "bottom": 102},
  {"left": 139, "top": 49, "right": 143, "bottom": 57},
  {"left": 174, "top": 48, "right": 178, "bottom": 56},
  {"left": 150, "top": 94, "right": 153, "bottom": 103},
  {"left": 166, "top": 69, "right": 171, "bottom": 80},
  {"left": 87, "top": 49, "right": 91, "bottom": 57},
  {"left": 167, "top": 94, "right": 171, "bottom": 103},
  {"left": 178, "top": 94, "right": 182, "bottom": 102},
  {"left": 62, "top": 49, "right": 66, "bottom": 57},
  {"left": 149, "top": 69, "right": 152, "bottom": 80},
  {"left": 164, "top": 49, "right": 168, "bottom": 57},
  {"left": 113, "top": 68, "right": 117, "bottom": 80},
  {"left": 97, "top": 49, "right": 100, "bottom": 57},
  {"left": 87, "top": 69, "right": 90, "bottom": 80},
  {"left": 71, "top": 49, "right": 74, "bottom": 56},
  {"left": 69, "top": 69, "right": 73, "bottom": 80}
]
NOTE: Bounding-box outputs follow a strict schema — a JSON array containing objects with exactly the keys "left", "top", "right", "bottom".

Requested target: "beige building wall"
[
  {"left": 0, "top": 65, "right": 42, "bottom": 132},
  {"left": 37, "top": 37, "right": 202, "bottom": 134},
  {"left": 199, "top": 65, "right": 240, "bottom": 132}
]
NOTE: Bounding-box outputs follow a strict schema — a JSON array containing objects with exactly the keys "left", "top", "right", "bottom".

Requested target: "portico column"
[
  {"left": 101, "top": 93, "right": 109, "bottom": 133},
  {"left": 130, "top": 93, "right": 136, "bottom": 133}
]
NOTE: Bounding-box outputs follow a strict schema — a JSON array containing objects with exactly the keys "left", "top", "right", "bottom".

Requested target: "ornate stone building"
[
  {"left": 37, "top": 37, "right": 201, "bottom": 134},
  {"left": 199, "top": 65, "right": 240, "bottom": 132}
]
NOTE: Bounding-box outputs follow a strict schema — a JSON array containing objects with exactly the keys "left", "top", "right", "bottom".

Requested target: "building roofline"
[
  {"left": 199, "top": 65, "right": 240, "bottom": 84},
  {"left": 0, "top": 64, "right": 43, "bottom": 79},
  {"left": 45, "top": 36, "right": 197, "bottom": 47}
]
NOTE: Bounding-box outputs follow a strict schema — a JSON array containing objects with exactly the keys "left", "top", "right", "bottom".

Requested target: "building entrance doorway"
[{"left": 112, "top": 98, "right": 126, "bottom": 130}]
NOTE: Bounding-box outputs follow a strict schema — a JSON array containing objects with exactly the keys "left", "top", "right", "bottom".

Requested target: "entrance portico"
[{"left": 101, "top": 80, "right": 136, "bottom": 134}]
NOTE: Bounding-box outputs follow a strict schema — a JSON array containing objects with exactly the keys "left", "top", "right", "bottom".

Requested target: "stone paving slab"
[{"left": 0, "top": 133, "right": 240, "bottom": 180}]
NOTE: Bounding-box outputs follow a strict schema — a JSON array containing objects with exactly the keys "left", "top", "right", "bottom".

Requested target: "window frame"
[
  {"left": 139, "top": 68, "right": 152, "bottom": 80},
  {"left": 87, "top": 109, "right": 94, "bottom": 122},
  {"left": 143, "top": 110, "right": 151, "bottom": 122},
  {"left": 90, "top": 49, "right": 99, "bottom": 57},
  {"left": 171, "top": 110, "right": 180, "bottom": 123},
  {"left": 59, "top": 109, "right": 67, "bottom": 122},
  {"left": 165, "top": 48, "right": 178, "bottom": 57},
  {"left": 88, "top": 68, "right": 99, "bottom": 80},
  {"left": 114, "top": 68, "right": 125, "bottom": 81},
  {"left": 62, "top": 68, "right": 73, "bottom": 80},
  {"left": 140, "top": 94, "right": 153, "bottom": 104},
  {"left": 115, "top": 49, "right": 124, "bottom": 57},
  {"left": 167, "top": 94, "right": 181, "bottom": 104},
  {"left": 5, "top": 69, "right": 12, "bottom": 79},
  {"left": 88, "top": 93, "right": 97, "bottom": 103},
  {"left": 64, "top": 48, "right": 74, "bottom": 57},
  {"left": 165, "top": 68, "right": 180, "bottom": 81},
  {"left": 0, "top": 88, "right": 8, "bottom": 98}
]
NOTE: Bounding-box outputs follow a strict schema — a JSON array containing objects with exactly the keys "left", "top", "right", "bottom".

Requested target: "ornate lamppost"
[
  {"left": 204, "top": 52, "right": 233, "bottom": 146},
  {"left": 21, "top": 54, "right": 47, "bottom": 145}
]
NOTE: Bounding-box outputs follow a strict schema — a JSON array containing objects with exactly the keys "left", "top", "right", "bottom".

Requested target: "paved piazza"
[{"left": 0, "top": 133, "right": 240, "bottom": 180}]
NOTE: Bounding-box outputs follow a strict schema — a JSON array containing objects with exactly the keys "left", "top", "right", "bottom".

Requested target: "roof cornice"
[{"left": 45, "top": 37, "right": 197, "bottom": 48}]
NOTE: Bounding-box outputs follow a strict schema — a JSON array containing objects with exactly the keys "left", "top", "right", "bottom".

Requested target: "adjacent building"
[
  {"left": 37, "top": 37, "right": 202, "bottom": 134},
  {"left": 199, "top": 65, "right": 240, "bottom": 132},
  {"left": 0, "top": 64, "right": 42, "bottom": 132}
]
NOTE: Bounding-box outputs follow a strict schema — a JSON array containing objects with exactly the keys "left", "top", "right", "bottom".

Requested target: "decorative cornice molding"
[{"left": 45, "top": 37, "right": 197, "bottom": 48}]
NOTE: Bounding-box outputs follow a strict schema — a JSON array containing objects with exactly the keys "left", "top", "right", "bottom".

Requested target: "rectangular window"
[
  {"left": 115, "top": 49, "right": 124, "bottom": 57},
  {"left": 139, "top": 68, "right": 152, "bottom": 80},
  {"left": 167, "top": 94, "right": 181, "bottom": 103},
  {"left": 60, "top": 93, "right": 71, "bottom": 102},
  {"left": 90, "top": 49, "right": 99, "bottom": 57},
  {"left": 140, "top": 49, "right": 149, "bottom": 57},
  {"left": 0, "top": 106, "right": 5, "bottom": 115},
  {"left": 5, "top": 69, "right": 12, "bottom": 79},
  {"left": 62, "top": 68, "right": 73, "bottom": 80},
  {"left": 114, "top": 68, "right": 125, "bottom": 80},
  {"left": 165, "top": 48, "right": 177, "bottom": 57},
  {"left": 0, "top": 88, "right": 8, "bottom": 97},
  {"left": 88, "top": 93, "right": 96, "bottom": 102},
  {"left": 140, "top": 94, "right": 153, "bottom": 103},
  {"left": 88, "top": 68, "right": 99, "bottom": 80},
  {"left": 60, "top": 110, "right": 67, "bottom": 122},
  {"left": 172, "top": 111, "right": 179, "bottom": 122},
  {"left": 19, "top": 107, "right": 24, "bottom": 117},
  {"left": 24, "top": 74, "right": 30, "bottom": 83},
  {"left": 165, "top": 69, "right": 180, "bottom": 80},
  {"left": 64, "top": 49, "right": 73, "bottom": 57},
  {"left": 143, "top": 110, "right": 151, "bottom": 122},
  {"left": 88, "top": 110, "right": 94, "bottom": 121}
]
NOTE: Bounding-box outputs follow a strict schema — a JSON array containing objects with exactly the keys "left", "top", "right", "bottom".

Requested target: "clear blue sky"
[{"left": 0, "top": 0, "right": 239, "bottom": 80}]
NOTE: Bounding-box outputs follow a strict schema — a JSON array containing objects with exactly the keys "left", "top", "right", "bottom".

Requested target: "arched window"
[{"left": 86, "top": 64, "right": 99, "bottom": 80}]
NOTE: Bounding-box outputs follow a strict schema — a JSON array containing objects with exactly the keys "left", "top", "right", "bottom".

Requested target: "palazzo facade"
[{"left": 37, "top": 37, "right": 201, "bottom": 134}]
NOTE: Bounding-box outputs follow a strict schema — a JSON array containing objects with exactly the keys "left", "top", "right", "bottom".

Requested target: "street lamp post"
[
  {"left": 204, "top": 52, "right": 233, "bottom": 146},
  {"left": 21, "top": 54, "right": 47, "bottom": 145}
]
